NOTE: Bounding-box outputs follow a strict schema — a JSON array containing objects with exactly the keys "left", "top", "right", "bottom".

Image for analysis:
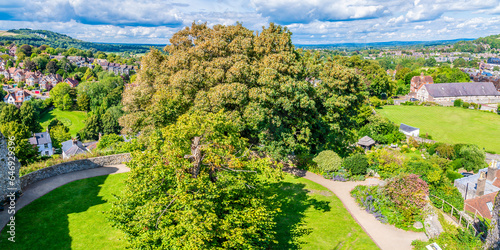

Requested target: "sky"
[{"left": 1, "top": 0, "right": 500, "bottom": 44}]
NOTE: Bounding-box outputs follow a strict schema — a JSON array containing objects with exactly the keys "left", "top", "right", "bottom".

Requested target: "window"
[
  {"left": 44, "top": 143, "right": 48, "bottom": 148},
  {"left": 45, "top": 151, "right": 49, "bottom": 155},
  {"left": 487, "top": 202, "right": 494, "bottom": 213}
]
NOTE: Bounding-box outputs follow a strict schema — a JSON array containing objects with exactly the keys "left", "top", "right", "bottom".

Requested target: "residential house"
[
  {"left": 39, "top": 73, "right": 63, "bottom": 90},
  {"left": 416, "top": 82, "right": 500, "bottom": 104},
  {"left": 61, "top": 139, "right": 90, "bottom": 159},
  {"left": 3, "top": 88, "right": 31, "bottom": 107},
  {"left": 29, "top": 131, "right": 54, "bottom": 156},
  {"left": 64, "top": 78, "right": 79, "bottom": 88},
  {"left": 12, "top": 69, "right": 25, "bottom": 83},
  {"left": 25, "top": 71, "right": 42, "bottom": 87},
  {"left": 410, "top": 73, "right": 434, "bottom": 93},
  {"left": 454, "top": 161, "right": 500, "bottom": 219},
  {"left": 8, "top": 45, "right": 16, "bottom": 56}
]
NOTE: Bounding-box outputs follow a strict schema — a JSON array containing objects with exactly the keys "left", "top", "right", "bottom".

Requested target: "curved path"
[
  {"left": 1, "top": 164, "right": 426, "bottom": 249},
  {"left": 284, "top": 168, "right": 428, "bottom": 250},
  {"left": 0, "top": 164, "right": 130, "bottom": 232}
]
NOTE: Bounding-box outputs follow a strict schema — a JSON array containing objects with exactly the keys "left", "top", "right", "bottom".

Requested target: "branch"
[
  {"left": 221, "top": 166, "right": 257, "bottom": 173},
  {"left": 155, "top": 197, "right": 177, "bottom": 229}
]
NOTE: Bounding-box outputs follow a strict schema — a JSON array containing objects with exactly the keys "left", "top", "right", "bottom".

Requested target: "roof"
[
  {"left": 64, "top": 144, "right": 89, "bottom": 157},
  {"left": 424, "top": 82, "right": 500, "bottom": 98},
  {"left": 64, "top": 78, "right": 79, "bottom": 87},
  {"left": 399, "top": 123, "right": 419, "bottom": 133},
  {"left": 29, "top": 132, "right": 52, "bottom": 145},
  {"left": 357, "top": 136, "right": 376, "bottom": 147},
  {"left": 61, "top": 139, "right": 85, "bottom": 153},
  {"left": 464, "top": 192, "right": 497, "bottom": 219}
]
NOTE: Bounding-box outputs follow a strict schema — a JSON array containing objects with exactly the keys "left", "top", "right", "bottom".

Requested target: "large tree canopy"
[
  {"left": 110, "top": 111, "right": 283, "bottom": 249},
  {"left": 121, "top": 23, "right": 367, "bottom": 158}
]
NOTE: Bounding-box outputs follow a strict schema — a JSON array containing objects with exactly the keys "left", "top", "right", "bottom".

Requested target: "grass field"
[
  {"left": 0, "top": 31, "right": 18, "bottom": 36},
  {"left": 378, "top": 105, "right": 500, "bottom": 153},
  {"left": 39, "top": 109, "right": 87, "bottom": 136},
  {"left": 0, "top": 173, "right": 377, "bottom": 249}
]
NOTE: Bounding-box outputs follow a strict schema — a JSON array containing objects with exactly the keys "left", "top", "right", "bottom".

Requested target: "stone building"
[
  {"left": 416, "top": 82, "right": 500, "bottom": 104},
  {"left": 410, "top": 73, "right": 434, "bottom": 93}
]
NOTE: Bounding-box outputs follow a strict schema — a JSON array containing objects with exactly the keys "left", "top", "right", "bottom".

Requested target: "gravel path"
[
  {"left": 284, "top": 167, "right": 428, "bottom": 250},
  {"left": 0, "top": 164, "right": 130, "bottom": 232}
]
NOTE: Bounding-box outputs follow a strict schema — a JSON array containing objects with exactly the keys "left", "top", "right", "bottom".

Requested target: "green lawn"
[
  {"left": 378, "top": 105, "right": 500, "bottom": 153},
  {"left": 39, "top": 109, "right": 87, "bottom": 136},
  {"left": 0, "top": 173, "right": 377, "bottom": 249},
  {"left": 274, "top": 174, "right": 378, "bottom": 249},
  {"left": 0, "top": 173, "right": 128, "bottom": 250}
]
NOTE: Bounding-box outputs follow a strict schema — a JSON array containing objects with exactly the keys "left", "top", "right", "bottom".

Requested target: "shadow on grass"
[
  {"left": 0, "top": 174, "right": 109, "bottom": 249},
  {"left": 271, "top": 178, "right": 331, "bottom": 249}
]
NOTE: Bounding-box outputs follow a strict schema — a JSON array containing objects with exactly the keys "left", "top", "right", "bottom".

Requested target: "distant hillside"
[
  {"left": 0, "top": 29, "right": 163, "bottom": 53},
  {"left": 296, "top": 38, "right": 474, "bottom": 50},
  {"left": 474, "top": 34, "right": 500, "bottom": 49}
]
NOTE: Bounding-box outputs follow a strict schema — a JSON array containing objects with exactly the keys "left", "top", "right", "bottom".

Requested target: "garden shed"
[
  {"left": 357, "top": 136, "right": 376, "bottom": 150},
  {"left": 399, "top": 123, "right": 420, "bottom": 137}
]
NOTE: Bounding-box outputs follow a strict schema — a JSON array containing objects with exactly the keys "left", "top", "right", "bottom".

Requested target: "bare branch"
[{"left": 155, "top": 198, "right": 177, "bottom": 229}]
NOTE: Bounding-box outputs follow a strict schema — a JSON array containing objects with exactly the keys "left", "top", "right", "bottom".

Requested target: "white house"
[
  {"left": 399, "top": 123, "right": 420, "bottom": 137},
  {"left": 29, "top": 131, "right": 54, "bottom": 156},
  {"left": 61, "top": 139, "right": 90, "bottom": 159},
  {"left": 3, "top": 88, "right": 31, "bottom": 107}
]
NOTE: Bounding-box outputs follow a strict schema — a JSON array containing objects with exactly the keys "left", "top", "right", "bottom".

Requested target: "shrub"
[
  {"left": 498, "top": 103, "right": 500, "bottom": 115},
  {"left": 97, "top": 134, "right": 125, "bottom": 150},
  {"left": 462, "top": 102, "right": 470, "bottom": 109},
  {"left": 313, "top": 150, "right": 343, "bottom": 172},
  {"left": 386, "top": 97, "right": 394, "bottom": 105},
  {"left": 343, "top": 154, "right": 369, "bottom": 175},
  {"left": 446, "top": 170, "right": 463, "bottom": 183},
  {"left": 385, "top": 174, "right": 429, "bottom": 225},
  {"left": 454, "top": 99, "right": 463, "bottom": 107},
  {"left": 370, "top": 96, "right": 384, "bottom": 108},
  {"left": 367, "top": 148, "right": 405, "bottom": 178},
  {"left": 436, "top": 143, "right": 455, "bottom": 159},
  {"left": 459, "top": 145, "right": 487, "bottom": 172}
]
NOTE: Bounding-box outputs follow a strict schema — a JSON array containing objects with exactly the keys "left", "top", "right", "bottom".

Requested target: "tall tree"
[
  {"left": 46, "top": 60, "right": 59, "bottom": 74},
  {"left": 49, "top": 82, "right": 72, "bottom": 110},
  {"left": 20, "top": 101, "right": 42, "bottom": 133},
  {"left": 0, "top": 104, "right": 20, "bottom": 124}
]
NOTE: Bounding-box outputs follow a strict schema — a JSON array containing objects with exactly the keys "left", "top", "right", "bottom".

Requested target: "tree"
[
  {"left": 49, "top": 82, "right": 72, "bottom": 110},
  {"left": 453, "top": 58, "right": 468, "bottom": 68},
  {"left": 0, "top": 121, "right": 39, "bottom": 165},
  {"left": 82, "top": 112, "right": 102, "bottom": 140},
  {"left": 97, "top": 133, "right": 124, "bottom": 150},
  {"left": 120, "top": 23, "right": 367, "bottom": 158},
  {"left": 62, "top": 94, "right": 73, "bottom": 110},
  {"left": 102, "top": 106, "right": 123, "bottom": 135},
  {"left": 24, "top": 59, "right": 36, "bottom": 71},
  {"left": 20, "top": 101, "right": 42, "bottom": 133},
  {"left": 109, "top": 111, "right": 283, "bottom": 249},
  {"left": 0, "top": 104, "right": 20, "bottom": 124},
  {"left": 459, "top": 145, "right": 487, "bottom": 172},
  {"left": 46, "top": 60, "right": 59, "bottom": 74},
  {"left": 424, "top": 58, "right": 436, "bottom": 67},
  {"left": 76, "top": 93, "right": 91, "bottom": 111},
  {"left": 343, "top": 154, "right": 369, "bottom": 175},
  {"left": 47, "top": 118, "right": 69, "bottom": 133},
  {"left": 19, "top": 44, "right": 32, "bottom": 57},
  {"left": 49, "top": 125, "right": 71, "bottom": 149}
]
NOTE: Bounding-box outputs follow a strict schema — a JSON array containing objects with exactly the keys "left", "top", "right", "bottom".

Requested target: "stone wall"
[
  {"left": 486, "top": 192, "right": 500, "bottom": 249},
  {"left": 20, "top": 153, "right": 131, "bottom": 190},
  {"left": 0, "top": 132, "right": 21, "bottom": 203}
]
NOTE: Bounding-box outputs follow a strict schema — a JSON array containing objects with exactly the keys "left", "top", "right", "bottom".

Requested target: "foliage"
[
  {"left": 49, "top": 82, "right": 74, "bottom": 110},
  {"left": 101, "top": 106, "right": 123, "bottom": 135},
  {"left": 358, "top": 114, "right": 405, "bottom": 145},
  {"left": 0, "top": 104, "right": 20, "bottom": 123},
  {"left": 97, "top": 134, "right": 124, "bottom": 150},
  {"left": 120, "top": 23, "right": 367, "bottom": 159},
  {"left": 369, "top": 96, "right": 384, "bottom": 108},
  {"left": 20, "top": 101, "right": 42, "bottom": 133},
  {"left": 459, "top": 144, "right": 487, "bottom": 172},
  {"left": 76, "top": 93, "right": 90, "bottom": 111},
  {"left": 312, "top": 150, "right": 343, "bottom": 172},
  {"left": 385, "top": 174, "right": 428, "bottom": 225},
  {"left": 367, "top": 148, "right": 405, "bottom": 178},
  {"left": 429, "top": 185, "right": 464, "bottom": 213},
  {"left": 49, "top": 125, "right": 71, "bottom": 149},
  {"left": 436, "top": 143, "right": 455, "bottom": 159},
  {"left": 342, "top": 154, "right": 369, "bottom": 175},
  {"left": 109, "top": 111, "right": 284, "bottom": 249},
  {"left": 0, "top": 121, "right": 39, "bottom": 165}
]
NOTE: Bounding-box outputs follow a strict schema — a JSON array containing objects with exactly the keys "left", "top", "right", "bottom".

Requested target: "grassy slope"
[
  {"left": 0, "top": 173, "right": 377, "bottom": 249},
  {"left": 275, "top": 174, "right": 377, "bottom": 249},
  {"left": 378, "top": 105, "right": 500, "bottom": 153},
  {"left": 39, "top": 109, "right": 87, "bottom": 136},
  {"left": 0, "top": 173, "right": 127, "bottom": 249}
]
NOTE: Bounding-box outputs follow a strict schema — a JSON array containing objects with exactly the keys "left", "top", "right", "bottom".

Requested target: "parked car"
[
  {"left": 410, "top": 98, "right": 419, "bottom": 102},
  {"left": 461, "top": 172, "right": 473, "bottom": 177}
]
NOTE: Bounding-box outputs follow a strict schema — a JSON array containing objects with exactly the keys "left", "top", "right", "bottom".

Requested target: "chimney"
[
  {"left": 477, "top": 171, "right": 487, "bottom": 196},
  {"left": 488, "top": 160, "right": 498, "bottom": 182},
  {"left": 72, "top": 138, "right": 78, "bottom": 145}
]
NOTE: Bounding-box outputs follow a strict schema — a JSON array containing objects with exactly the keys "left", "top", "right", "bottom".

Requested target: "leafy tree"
[
  {"left": 453, "top": 99, "right": 463, "bottom": 107},
  {"left": 49, "top": 82, "right": 72, "bottom": 110},
  {"left": 62, "top": 93, "right": 73, "bottom": 110},
  {"left": 19, "top": 44, "right": 32, "bottom": 57},
  {"left": 32, "top": 54, "right": 50, "bottom": 70},
  {"left": 0, "top": 104, "right": 20, "bottom": 124},
  {"left": 424, "top": 58, "right": 436, "bottom": 67},
  {"left": 47, "top": 118, "right": 69, "bottom": 133},
  {"left": 459, "top": 145, "right": 487, "bottom": 172},
  {"left": 120, "top": 23, "right": 367, "bottom": 158},
  {"left": 24, "top": 59, "right": 36, "bottom": 71},
  {"left": 0, "top": 121, "right": 39, "bottom": 164},
  {"left": 102, "top": 106, "right": 123, "bottom": 134},
  {"left": 97, "top": 133, "right": 124, "bottom": 150},
  {"left": 358, "top": 114, "right": 405, "bottom": 144},
  {"left": 49, "top": 125, "right": 71, "bottom": 149},
  {"left": 313, "top": 150, "right": 343, "bottom": 172},
  {"left": 20, "top": 101, "right": 42, "bottom": 133},
  {"left": 453, "top": 58, "right": 468, "bottom": 68},
  {"left": 46, "top": 60, "right": 59, "bottom": 74},
  {"left": 82, "top": 112, "right": 102, "bottom": 140},
  {"left": 109, "top": 111, "right": 283, "bottom": 249},
  {"left": 76, "top": 93, "right": 91, "bottom": 111}
]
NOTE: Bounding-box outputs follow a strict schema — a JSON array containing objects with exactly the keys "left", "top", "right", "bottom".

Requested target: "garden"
[{"left": 39, "top": 109, "right": 87, "bottom": 136}]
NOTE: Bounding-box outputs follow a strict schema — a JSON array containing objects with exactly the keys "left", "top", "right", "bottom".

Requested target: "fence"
[{"left": 430, "top": 194, "right": 489, "bottom": 240}]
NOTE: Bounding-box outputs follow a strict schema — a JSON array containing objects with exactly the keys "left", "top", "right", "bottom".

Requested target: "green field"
[
  {"left": 39, "top": 109, "right": 87, "bottom": 136},
  {"left": 0, "top": 173, "right": 377, "bottom": 249},
  {"left": 378, "top": 105, "right": 500, "bottom": 153}
]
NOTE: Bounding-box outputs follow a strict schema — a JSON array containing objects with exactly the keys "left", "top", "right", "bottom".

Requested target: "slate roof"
[
  {"left": 424, "top": 82, "right": 500, "bottom": 98},
  {"left": 357, "top": 136, "right": 376, "bottom": 147},
  {"left": 399, "top": 123, "right": 419, "bottom": 133},
  {"left": 29, "top": 132, "right": 52, "bottom": 146},
  {"left": 64, "top": 144, "right": 88, "bottom": 157},
  {"left": 61, "top": 139, "right": 85, "bottom": 153}
]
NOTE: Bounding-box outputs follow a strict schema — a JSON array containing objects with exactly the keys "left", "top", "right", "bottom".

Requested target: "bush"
[
  {"left": 462, "top": 102, "right": 470, "bottom": 109},
  {"left": 312, "top": 150, "right": 343, "bottom": 172},
  {"left": 497, "top": 103, "right": 500, "bottom": 115},
  {"left": 385, "top": 174, "right": 429, "bottom": 225},
  {"left": 459, "top": 144, "right": 487, "bottom": 172},
  {"left": 370, "top": 96, "right": 384, "bottom": 108},
  {"left": 454, "top": 99, "right": 463, "bottom": 107},
  {"left": 343, "top": 154, "right": 369, "bottom": 175},
  {"left": 436, "top": 143, "right": 455, "bottom": 159},
  {"left": 97, "top": 134, "right": 125, "bottom": 150},
  {"left": 386, "top": 97, "right": 394, "bottom": 105}
]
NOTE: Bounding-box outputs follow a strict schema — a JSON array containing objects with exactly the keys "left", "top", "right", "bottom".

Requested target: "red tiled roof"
[{"left": 465, "top": 192, "right": 497, "bottom": 219}]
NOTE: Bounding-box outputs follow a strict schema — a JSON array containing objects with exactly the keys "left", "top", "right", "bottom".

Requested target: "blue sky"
[{"left": 1, "top": 0, "right": 500, "bottom": 44}]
